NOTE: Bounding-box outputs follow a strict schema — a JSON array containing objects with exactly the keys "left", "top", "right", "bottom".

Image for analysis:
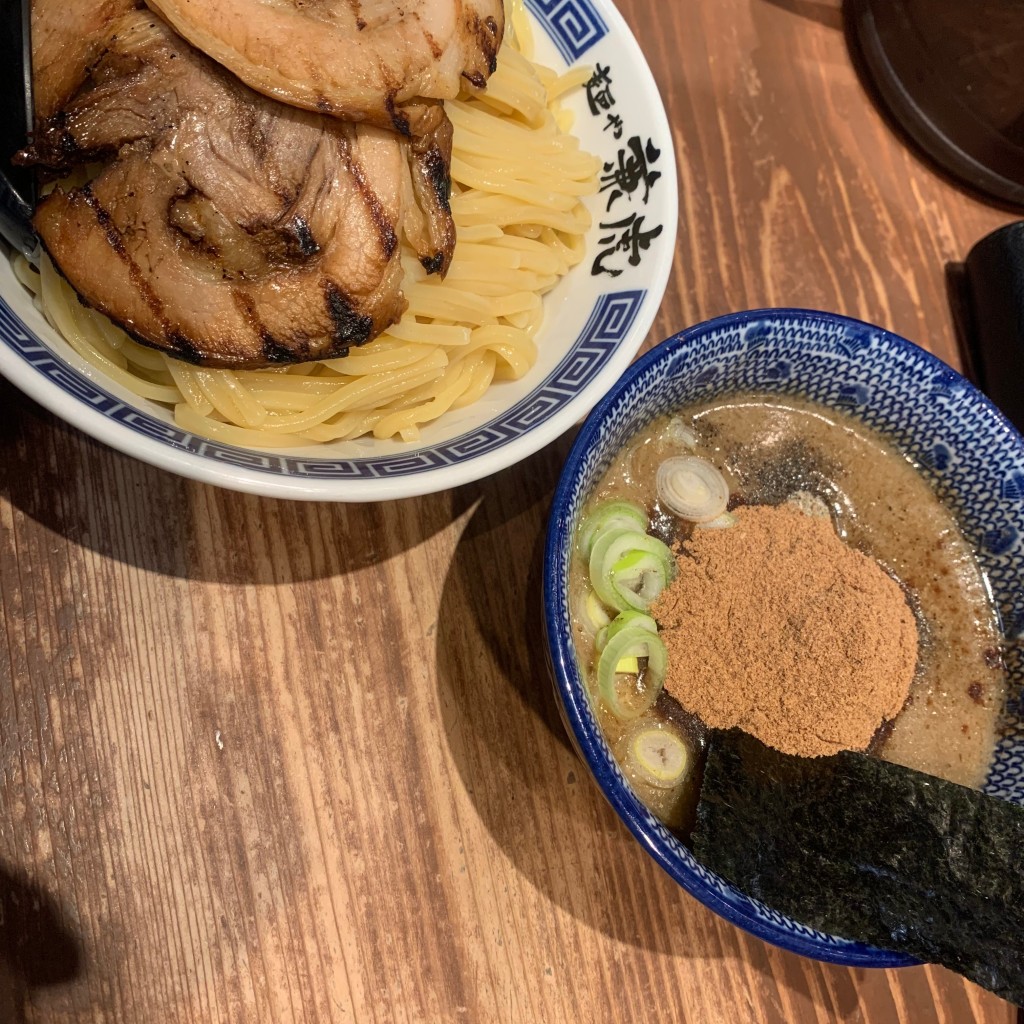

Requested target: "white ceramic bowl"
[{"left": 0, "top": 0, "right": 676, "bottom": 500}]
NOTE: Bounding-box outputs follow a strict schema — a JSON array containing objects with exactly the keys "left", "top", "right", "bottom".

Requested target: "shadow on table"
[
  {"left": 435, "top": 438, "right": 711, "bottom": 954},
  {"left": 0, "top": 379, "right": 469, "bottom": 584},
  {"left": 0, "top": 863, "right": 82, "bottom": 1023},
  {"left": 436, "top": 435, "right": 759, "bottom": 955}
]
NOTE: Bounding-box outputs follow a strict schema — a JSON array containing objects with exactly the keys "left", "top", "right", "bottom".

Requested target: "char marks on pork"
[{"left": 20, "top": 9, "right": 456, "bottom": 368}]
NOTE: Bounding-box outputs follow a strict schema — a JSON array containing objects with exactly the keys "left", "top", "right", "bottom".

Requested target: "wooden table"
[{"left": 1, "top": 1, "right": 1021, "bottom": 1021}]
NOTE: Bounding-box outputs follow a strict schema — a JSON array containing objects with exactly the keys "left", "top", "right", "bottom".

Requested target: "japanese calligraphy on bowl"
[
  {"left": 0, "top": 0, "right": 677, "bottom": 500},
  {"left": 584, "top": 64, "right": 666, "bottom": 278}
]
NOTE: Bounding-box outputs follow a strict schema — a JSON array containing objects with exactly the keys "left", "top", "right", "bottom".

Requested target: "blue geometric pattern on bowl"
[
  {"left": 525, "top": 0, "right": 608, "bottom": 62},
  {"left": 0, "top": 289, "right": 643, "bottom": 478},
  {"left": 543, "top": 308, "right": 1024, "bottom": 968}
]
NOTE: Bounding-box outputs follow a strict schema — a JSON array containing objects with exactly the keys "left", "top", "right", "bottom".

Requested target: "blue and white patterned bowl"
[
  {"left": 543, "top": 308, "right": 1024, "bottom": 967},
  {"left": 0, "top": 0, "right": 675, "bottom": 501}
]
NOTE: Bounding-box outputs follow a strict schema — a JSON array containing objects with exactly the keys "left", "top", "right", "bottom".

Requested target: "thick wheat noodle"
[{"left": 14, "top": 0, "right": 599, "bottom": 445}]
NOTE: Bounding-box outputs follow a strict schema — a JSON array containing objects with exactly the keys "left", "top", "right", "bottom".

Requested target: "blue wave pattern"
[
  {"left": 524, "top": 0, "right": 608, "bottom": 63},
  {"left": 0, "top": 290, "right": 644, "bottom": 477},
  {"left": 550, "top": 311, "right": 1024, "bottom": 965}
]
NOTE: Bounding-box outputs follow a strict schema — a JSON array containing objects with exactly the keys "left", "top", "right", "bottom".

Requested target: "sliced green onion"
[
  {"left": 656, "top": 456, "right": 730, "bottom": 523},
  {"left": 625, "top": 724, "right": 690, "bottom": 788},
  {"left": 605, "top": 610, "right": 658, "bottom": 640},
  {"left": 577, "top": 588, "right": 612, "bottom": 637},
  {"left": 596, "top": 625, "right": 667, "bottom": 719},
  {"left": 596, "top": 609, "right": 658, "bottom": 651},
  {"left": 615, "top": 655, "right": 639, "bottom": 674},
  {"left": 665, "top": 417, "right": 698, "bottom": 450},
  {"left": 596, "top": 612, "right": 654, "bottom": 653},
  {"left": 577, "top": 500, "right": 647, "bottom": 559},
  {"left": 698, "top": 511, "right": 737, "bottom": 530},
  {"left": 589, "top": 528, "right": 675, "bottom": 612},
  {"left": 611, "top": 549, "right": 671, "bottom": 607}
]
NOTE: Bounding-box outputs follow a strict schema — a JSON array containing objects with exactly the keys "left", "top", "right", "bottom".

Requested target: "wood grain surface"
[{"left": 1, "top": 0, "right": 1021, "bottom": 1021}]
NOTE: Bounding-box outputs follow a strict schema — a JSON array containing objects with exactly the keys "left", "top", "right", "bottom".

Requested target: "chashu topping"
[
  {"left": 145, "top": 0, "right": 504, "bottom": 136},
  {"left": 20, "top": 9, "right": 456, "bottom": 368},
  {"left": 30, "top": 0, "right": 139, "bottom": 120}
]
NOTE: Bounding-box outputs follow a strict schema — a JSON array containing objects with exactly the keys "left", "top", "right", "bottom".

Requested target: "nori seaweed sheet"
[{"left": 692, "top": 730, "right": 1024, "bottom": 1006}]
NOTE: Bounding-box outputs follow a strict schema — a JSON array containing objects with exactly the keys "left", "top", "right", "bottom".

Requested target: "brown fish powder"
[{"left": 651, "top": 504, "right": 918, "bottom": 758}]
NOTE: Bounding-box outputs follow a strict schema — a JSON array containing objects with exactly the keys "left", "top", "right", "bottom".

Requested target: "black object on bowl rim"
[{"left": 0, "top": 0, "right": 36, "bottom": 257}]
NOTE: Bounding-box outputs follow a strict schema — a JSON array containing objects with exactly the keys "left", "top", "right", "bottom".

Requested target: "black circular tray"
[{"left": 846, "top": 0, "right": 1024, "bottom": 209}]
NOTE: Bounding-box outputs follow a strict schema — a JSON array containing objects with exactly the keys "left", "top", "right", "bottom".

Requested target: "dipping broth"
[{"left": 569, "top": 393, "right": 1006, "bottom": 834}]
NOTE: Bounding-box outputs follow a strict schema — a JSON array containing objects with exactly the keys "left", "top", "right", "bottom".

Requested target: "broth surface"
[{"left": 570, "top": 394, "right": 1005, "bottom": 816}]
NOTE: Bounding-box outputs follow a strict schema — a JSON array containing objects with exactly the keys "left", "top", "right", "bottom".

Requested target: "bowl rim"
[{"left": 543, "top": 306, "right": 1024, "bottom": 968}]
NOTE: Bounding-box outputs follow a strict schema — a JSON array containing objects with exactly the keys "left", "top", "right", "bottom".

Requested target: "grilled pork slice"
[
  {"left": 23, "top": 11, "right": 455, "bottom": 368},
  {"left": 144, "top": 0, "right": 503, "bottom": 136},
  {"left": 31, "top": 0, "right": 139, "bottom": 119}
]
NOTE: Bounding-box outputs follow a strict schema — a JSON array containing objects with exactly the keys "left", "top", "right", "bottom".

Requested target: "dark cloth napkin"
[{"left": 955, "top": 221, "right": 1024, "bottom": 433}]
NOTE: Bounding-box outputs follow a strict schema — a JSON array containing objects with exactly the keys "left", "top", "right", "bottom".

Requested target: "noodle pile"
[{"left": 11, "top": 1, "right": 599, "bottom": 446}]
